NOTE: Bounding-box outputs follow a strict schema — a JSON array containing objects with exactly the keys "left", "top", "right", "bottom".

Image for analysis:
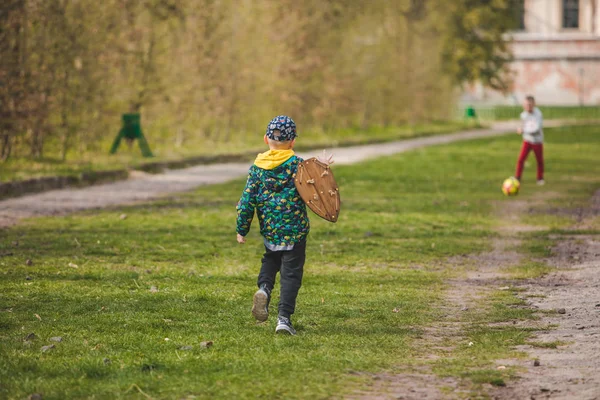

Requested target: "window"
[
  {"left": 517, "top": 0, "right": 525, "bottom": 30},
  {"left": 563, "top": 0, "right": 580, "bottom": 29}
]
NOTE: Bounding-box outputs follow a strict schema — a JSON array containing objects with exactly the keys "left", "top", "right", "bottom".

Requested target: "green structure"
[
  {"left": 110, "top": 113, "right": 153, "bottom": 157},
  {"left": 464, "top": 105, "right": 477, "bottom": 120}
]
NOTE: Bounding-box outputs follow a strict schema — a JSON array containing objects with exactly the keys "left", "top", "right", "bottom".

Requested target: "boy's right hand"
[
  {"left": 517, "top": 127, "right": 523, "bottom": 135},
  {"left": 317, "top": 150, "right": 335, "bottom": 166},
  {"left": 237, "top": 233, "right": 246, "bottom": 244}
]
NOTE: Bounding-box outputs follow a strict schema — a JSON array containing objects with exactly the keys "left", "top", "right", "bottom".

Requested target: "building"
[{"left": 465, "top": 0, "right": 600, "bottom": 106}]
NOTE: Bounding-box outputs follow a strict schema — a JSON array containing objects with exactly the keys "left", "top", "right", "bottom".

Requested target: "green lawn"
[
  {"left": 1, "top": 125, "right": 599, "bottom": 399},
  {"left": 462, "top": 105, "right": 600, "bottom": 121},
  {"left": 0, "top": 121, "right": 477, "bottom": 183}
]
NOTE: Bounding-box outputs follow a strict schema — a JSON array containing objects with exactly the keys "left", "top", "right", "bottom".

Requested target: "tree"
[
  {"left": 0, "top": 0, "right": 27, "bottom": 160},
  {"left": 438, "top": 0, "right": 517, "bottom": 92},
  {"left": 0, "top": 0, "right": 517, "bottom": 163}
]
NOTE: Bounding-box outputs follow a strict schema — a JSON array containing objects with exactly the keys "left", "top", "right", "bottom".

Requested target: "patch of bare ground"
[
  {"left": 491, "top": 189, "right": 600, "bottom": 400},
  {"left": 348, "top": 371, "right": 465, "bottom": 400}
]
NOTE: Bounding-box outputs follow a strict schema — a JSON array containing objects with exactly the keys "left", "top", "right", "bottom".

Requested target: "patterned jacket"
[{"left": 236, "top": 156, "right": 309, "bottom": 247}]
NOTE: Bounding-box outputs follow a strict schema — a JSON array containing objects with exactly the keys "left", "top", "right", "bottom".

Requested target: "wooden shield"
[{"left": 294, "top": 158, "right": 340, "bottom": 223}]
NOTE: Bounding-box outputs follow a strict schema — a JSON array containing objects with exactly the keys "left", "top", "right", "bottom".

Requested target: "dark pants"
[{"left": 257, "top": 241, "right": 306, "bottom": 319}]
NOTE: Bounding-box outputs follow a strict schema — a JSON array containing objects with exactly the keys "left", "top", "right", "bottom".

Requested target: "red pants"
[{"left": 515, "top": 141, "right": 544, "bottom": 180}]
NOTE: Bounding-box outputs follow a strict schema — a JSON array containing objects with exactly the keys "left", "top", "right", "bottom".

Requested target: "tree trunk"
[
  {"left": 60, "top": 70, "right": 71, "bottom": 161},
  {"left": 60, "top": 117, "right": 70, "bottom": 161},
  {"left": 30, "top": 125, "right": 43, "bottom": 158},
  {"left": 1, "top": 132, "right": 12, "bottom": 161}
]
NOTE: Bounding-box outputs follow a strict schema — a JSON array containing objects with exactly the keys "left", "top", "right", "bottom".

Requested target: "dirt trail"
[
  {"left": 350, "top": 190, "right": 600, "bottom": 399},
  {"left": 350, "top": 209, "right": 526, "bottom": 400},
  {"left": 3, "top": 121, "right": 570, "bottom": 229},
  {"left": 491, "top": 190, "right": 600, "bottom": 400}
]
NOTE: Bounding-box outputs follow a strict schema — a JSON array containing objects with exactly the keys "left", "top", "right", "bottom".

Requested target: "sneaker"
[
  {"left": 275, "top": 316, "right": 297, "bottom": 335},
  {"left": 252, "top": 286, "right": 270, "bottom": 322},
  {"left": 537, "top": 179, "right": 545, "bottom": 186}
]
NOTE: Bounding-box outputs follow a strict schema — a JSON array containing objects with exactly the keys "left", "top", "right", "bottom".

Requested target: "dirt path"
[
  {"left": 350, "top": 189, "right": 600, "bottom": 400},
  {"left": 491, "top": 189, "right": 600, "bottom": 400},
  {"left": 349, "top": 201, "right": 529, "bottom": 400},
  {"left": 2, "top": 121, "right": 556, "bottom": 229}
]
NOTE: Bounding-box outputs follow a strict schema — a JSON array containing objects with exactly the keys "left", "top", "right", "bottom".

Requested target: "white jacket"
[{"left": 520, "top": 107, "right": 544, "bottom": 144}]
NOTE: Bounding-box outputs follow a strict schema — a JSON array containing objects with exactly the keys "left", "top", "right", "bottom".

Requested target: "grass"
[
  {"left": 0, "top": 120, "right": 477, "bottom": 183},
  {"left": 429, "top": 124, "right": 600, "bottom": 393},
  {"left": 431, "top": 287, "right": 542, "bottom": 392},
  {"left": 526, "top": 340, "right": 567, "bottom": 349},
  {"left": 1, "top": 125, "right": 599, "bottom": 399},
  {"left": 502, "top": 262, "right": 554, "bottom": 280},
  {"left": 462, "top": 105, "right": 600, "bottom": 121}
]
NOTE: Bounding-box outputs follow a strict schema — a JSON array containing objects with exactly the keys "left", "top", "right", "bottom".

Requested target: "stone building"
[{"left": 465, "top": 0, "right": 600, "bottom": 105}]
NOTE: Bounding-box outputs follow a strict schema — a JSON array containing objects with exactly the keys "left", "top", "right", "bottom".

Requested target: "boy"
[
  {"left": 515, "top": 95, "right": 545, "bottom": 185},
  {"left": 236, "top": 115, "right": 331, "bottom": 335}
]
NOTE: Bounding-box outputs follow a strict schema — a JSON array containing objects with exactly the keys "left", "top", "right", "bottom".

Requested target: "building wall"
[
  {"left": 512, "top": 58, "right": 600, "bottom": 105},
  {"left": 463, "top": 0, "right": 600, "bottom": 106}
]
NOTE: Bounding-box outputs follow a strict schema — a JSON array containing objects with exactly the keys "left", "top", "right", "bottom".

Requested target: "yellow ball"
[{"left": 502, "top": 177, "right": 520, "bottom": 196}]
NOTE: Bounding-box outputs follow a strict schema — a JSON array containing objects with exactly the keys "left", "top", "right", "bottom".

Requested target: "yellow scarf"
[{"left": 254, "top": 149, "right": 295, "bottom": 170}]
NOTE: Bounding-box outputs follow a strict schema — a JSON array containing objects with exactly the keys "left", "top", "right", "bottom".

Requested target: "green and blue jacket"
[{"left": 236, "top": 150, "right": 309, "bottom": 249}]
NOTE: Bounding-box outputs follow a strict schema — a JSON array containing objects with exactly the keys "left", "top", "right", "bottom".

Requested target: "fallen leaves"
[
  {"left": 49, "top": 336, "right": 63, "bottom": 342},
  {"left": 68, "top": 262, "right": 79, "bottom": 269},
  {"left": 34, "top": 314, "right": 42, "bottom": 321},
  {"left": 200, "top": 341, "right": 213, "bottom": 349},
  {"left": 26, "top": 259, "right": 33, "bottom": 266},
  {"left": 150, "top": 286, "right": 159, "bottom": 293}
]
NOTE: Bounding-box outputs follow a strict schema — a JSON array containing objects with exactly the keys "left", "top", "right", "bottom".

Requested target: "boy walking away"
[
  {"left": 515, "top": 95, "right": 545, "bottom": 185},
  {"left": 236, "top": 115, "right": 332, "bottom": 335}
]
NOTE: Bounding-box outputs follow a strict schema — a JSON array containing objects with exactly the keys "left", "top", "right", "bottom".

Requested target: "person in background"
[{"left": 515, "top": 95, "right": 545, "bottom": 185}]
